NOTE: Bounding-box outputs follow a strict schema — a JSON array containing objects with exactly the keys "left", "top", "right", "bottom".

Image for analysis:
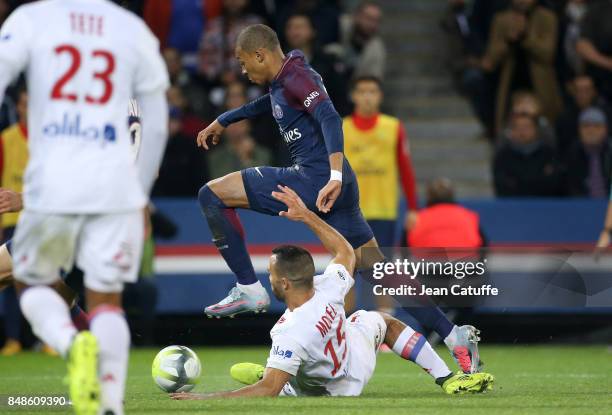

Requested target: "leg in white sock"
[
  {"left": 391, "top": 325, "right": 452, "bottom": 379},
  {"left": 19, "top": 285, "right": 76, "bottom": 357},
  {"left": 90, "top": 306, "right": 130, "bottom": 415}
]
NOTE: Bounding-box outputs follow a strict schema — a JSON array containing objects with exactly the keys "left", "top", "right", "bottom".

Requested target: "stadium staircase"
[{"left": 379, "top": 0, "right": 493, "bottom": 197}]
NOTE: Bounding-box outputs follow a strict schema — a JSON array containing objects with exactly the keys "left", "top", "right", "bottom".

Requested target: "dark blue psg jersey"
[{"left": 268, "top": 50, "right": 343, "bottom": 171}]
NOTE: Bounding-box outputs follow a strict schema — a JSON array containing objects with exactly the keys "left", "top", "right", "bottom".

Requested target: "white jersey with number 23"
[{"left": 0, "top": 0, "right": 168, "bottom": 213}]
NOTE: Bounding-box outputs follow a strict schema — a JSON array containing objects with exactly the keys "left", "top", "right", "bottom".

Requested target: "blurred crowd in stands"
[
  {"left": 2, "top": 0, "right": 611, "bottom": 200},
  {"left": 441, "top": 0, "right": 612, "bottom": 197}
]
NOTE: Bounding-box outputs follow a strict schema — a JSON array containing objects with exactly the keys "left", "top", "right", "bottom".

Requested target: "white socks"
[
  {"left": 20, "top": 286, "right": 76, "bottom": 357},
  {"left": 20, "top": 286, "right": 129, "bottom": 414},
  {"left": 237, "top": 280, "right": 266, "bottom": 297},
  {"left": 391, "top": 326, "right": 452, "bottom": 379},
  {"left": 443, "top": 325, "right": 459, "bottom": 347},
  {"left": 90, "top": 307, "right": 130, "bottom": 415}
]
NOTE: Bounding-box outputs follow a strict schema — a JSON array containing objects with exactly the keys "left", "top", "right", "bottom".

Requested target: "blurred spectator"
[
  {"left": 163, "top": 48, "right": 211, "bottom": 121},
  {"left": 440, "top": 0, "right": 495, "bottom": 138},
  {"left": 284, "top": 13, "right": 350, "bottom": 115},
  {"left": 342, "top": 75, "right": 419, "bottom": 314},
  {"left": 208, "top": 121, "right": 272, "bottom": 178},
  {"left": 482, "top": 0, "right": 563, "bottom": 133},
  {"left": 198, "top": 0, "right": 263, "bottom": 86},
  {"left": 509, "top": 90, "right": 556, "bottom": 147},
  {"left": 558, "top": 0, "right": 588, "bottom": 81},
  {"left": 407, "top": 178, "right": 487, "bottom": 311},
  {"left": 144, "top": 0, "right": 222, "bottom": 70},
  {"left": 566, "top": 107, "right": 612, "bottom": 197},
  {"left": 0, "top": 89, "right": 27, "bottom": 356},
  {"left": 166, "top": 85, "right": 208, "bottom": 138},
  {"left": 577, "top": 0, "right": 612, "bottom": 102},
  {"left": 327, "top": 1, "right": 386, "bottom": 79},
  {"left": 493, "top": 114, "right": 564, "bottom": 196},
  {"left": 344, "top": 76, "right": 419, "bottom": 245},
  {"left": 152, "top": 107, "right": 209, "bottom": 197},
  {"left": 276, "top": 0, "right": 340, "bottom": 47},
  {"left": 470, "top": 0, "right": 509, "bottom": 44},
  {"left": 408, "top": 178, "right": 485, "bottom": 249},
  {"left": 164, "top": 47, "right": 194, "bottom": 88},
  {"left": 556, "top": 75, "right": 612, "bottom": 156}
]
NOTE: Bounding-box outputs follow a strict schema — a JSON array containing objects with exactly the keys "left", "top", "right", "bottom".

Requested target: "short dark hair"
[
  {"left": 271, "top": 245, "right": 315, "bottom": 290},
  {"left": 426, "top": 178, "right": 455, "bottom": 206},
  {"left": 237, "top": 24, "right": 280, "bottom": 52},
  {"left": 351, "top": 75, "right": 383, "bottom": 91}
]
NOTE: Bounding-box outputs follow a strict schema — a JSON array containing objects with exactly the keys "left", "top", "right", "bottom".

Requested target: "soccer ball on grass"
[{"left": 152, "top": 345, "right": 201, "bottom": 393}]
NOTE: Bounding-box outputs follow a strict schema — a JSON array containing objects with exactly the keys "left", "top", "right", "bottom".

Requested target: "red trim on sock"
[
  {"left": 400, "top": 332, "right": 422, "bottom": 359},
  {"left": 71, "top": 308, "right": 90, "bottom": 331},
  {"left": 224, "top": 208, "right": 245, "bottom": 239},
  {"left": 89, "top": 305, "right": 124, "bottom": 321}
]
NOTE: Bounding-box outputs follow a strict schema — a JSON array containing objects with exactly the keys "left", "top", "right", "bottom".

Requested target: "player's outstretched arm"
[
  {"left": 272, "top": 185, "right": 355, "bottom": 275},
  {"left": 197, "top": 94, "right": 271, "bottom": 149},
  {"left": 0, "top": 189, "right": 23, "bottom": 213},
  {"left": 170, "top": 368, "right": 290, "bottom": 400}
]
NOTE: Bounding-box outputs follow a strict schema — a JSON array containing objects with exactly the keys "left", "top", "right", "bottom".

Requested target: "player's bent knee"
[
  {"left": 198, "top": 184, "right": 223, "bottom": 208},
  {"left": 375, "top": 311, "right": 406, "bottom": 344},
  {"left": 202, "top": 172, "right": 249, "bottom": 208},
  {"left": 375, "top": 311, "right": 394, "bottom": 326}
]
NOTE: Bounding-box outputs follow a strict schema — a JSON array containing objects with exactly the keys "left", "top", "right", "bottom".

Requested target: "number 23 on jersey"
[{"left": 51, "top": 44, "right": 115, "bottom": 105}]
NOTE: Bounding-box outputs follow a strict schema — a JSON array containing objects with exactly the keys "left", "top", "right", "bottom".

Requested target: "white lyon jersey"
[
  {"left": 266, "top": 263, "right": 386, "bottom": 396},
  {"left": 0, "top": 0, "right": 169, "bottom": 213}
]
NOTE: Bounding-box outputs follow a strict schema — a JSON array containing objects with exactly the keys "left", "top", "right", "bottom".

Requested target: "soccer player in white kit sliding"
[
  {"left": 0, "top": 1, "right": 169, "bottom": 414},
  {"left": 172, "top": 186, "right": 495, "bottom": 400}
]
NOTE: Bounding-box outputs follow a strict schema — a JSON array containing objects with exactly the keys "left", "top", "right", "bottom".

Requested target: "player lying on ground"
[
  {"left": 171, "top": 186, "right": 494, "bottom": 400},
  {"left": 196, "top": 23, "right": 481, "bottom": 373}
]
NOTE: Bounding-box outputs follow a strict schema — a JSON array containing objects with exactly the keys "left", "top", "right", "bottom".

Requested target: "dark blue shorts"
[
  {"left": 241, "top": 165, "right": 373, "bottom": 248},
  {"left": 367, "top": 220, "right": 397, "bottom": 247}
]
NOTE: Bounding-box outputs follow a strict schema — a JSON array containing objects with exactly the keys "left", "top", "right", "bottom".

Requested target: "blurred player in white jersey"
[
  {"left": 172, "top": 186, "right": 494, "bottom": 400},
  {"left": 0, "top": 1, "right": 169, "bottom": 414}
]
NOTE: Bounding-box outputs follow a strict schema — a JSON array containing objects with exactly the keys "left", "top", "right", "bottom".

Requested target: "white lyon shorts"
[
  {"left": 12, "top": 210, "right": 144, "bottom": 293},
  {"left": 344, "top": 310, "right": 387, "bottom": 394}
]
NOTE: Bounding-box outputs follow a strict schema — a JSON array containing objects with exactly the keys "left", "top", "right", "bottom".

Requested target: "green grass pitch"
[{"left": 1, "top": 345, "right": 611, "bottom": 414}]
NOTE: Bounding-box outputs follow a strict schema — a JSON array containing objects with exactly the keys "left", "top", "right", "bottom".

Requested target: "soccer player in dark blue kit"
[{"left": 197, "top": 24, "right": 481, "bottom": 373}]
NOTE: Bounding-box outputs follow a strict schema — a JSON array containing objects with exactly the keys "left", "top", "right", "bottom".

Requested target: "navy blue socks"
[{"left": 198, "top": 185, "right": 258, "bottom": 285}]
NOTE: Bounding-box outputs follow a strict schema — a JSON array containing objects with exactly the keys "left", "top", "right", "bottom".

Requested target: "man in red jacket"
[{"left": 408, "top": 178, "right": 485, "bottom": 249}]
